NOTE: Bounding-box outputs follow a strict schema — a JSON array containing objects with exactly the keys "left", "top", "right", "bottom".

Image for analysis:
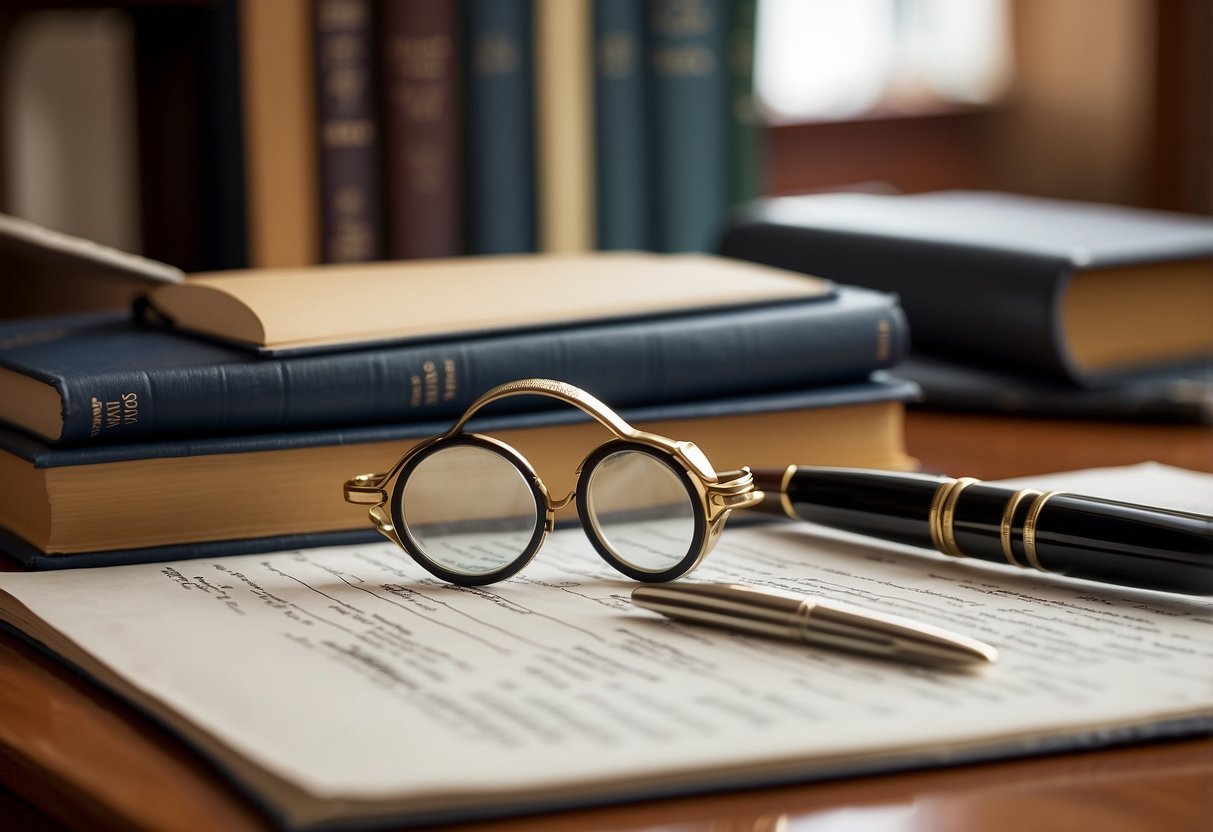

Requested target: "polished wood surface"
[{"left": 0, "top": 411, "right": 1210, "bottom": 832}]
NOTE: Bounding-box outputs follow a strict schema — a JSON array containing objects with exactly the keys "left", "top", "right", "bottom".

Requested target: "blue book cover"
[
  {"left": 0, "top": 285, "right": 909, "bottom": 445},
  {"left": 649, "top": 0, "right": 728, "bottom": 252},
  {"left": 593, "top": 0, "right": 651, "bottom": 250},
  {"left": 464, "top": 0, "right": 536, "bottom": 253}
]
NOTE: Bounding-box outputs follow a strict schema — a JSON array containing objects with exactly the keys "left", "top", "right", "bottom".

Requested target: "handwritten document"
[{"left": 0, "top": 463, "right": 1209, "bottom": 827}]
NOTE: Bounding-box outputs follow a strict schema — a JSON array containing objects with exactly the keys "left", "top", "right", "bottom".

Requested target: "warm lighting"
[{"left": 755, "top": 0, "right": 1012, "bottom": 123}]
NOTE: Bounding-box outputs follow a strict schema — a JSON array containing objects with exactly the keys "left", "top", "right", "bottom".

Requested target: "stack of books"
[
  {"left": 720, "top": 190, "right": 1213, "bottom": 423},
  {"left": 0, "top": 219, "right": 918, "bottom": 569}
]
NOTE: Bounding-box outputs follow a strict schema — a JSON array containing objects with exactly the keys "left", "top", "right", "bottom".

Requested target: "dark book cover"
[
  {"left": 593, "top": 0, "right": 651, "bottom": 250},
  {"left": 720, "top": 190, "right": 1213, "bottom": 386},
  {"left": 132, "top": 1, "right": 248, "bottom": 272},
  {"left": 725, "top": 0, "right": 762, "bottom": 207},
  {"left": 313, "top": 0, "right": 384, "bottom": 263},
  {"left": 380, "top": 0, "right": 463, "bottom": 258},
  {"left": 648, "top": 0, "right": 728, "bottom": 252},
  {"left": 464, "top": 0, "right": 535, "bottom": 254},
  {"left": 0, "top": 283, "right": 908, "bottom": 445},
  {"left": 897, "top": 354, "right": 1213, "bottom": 424}
]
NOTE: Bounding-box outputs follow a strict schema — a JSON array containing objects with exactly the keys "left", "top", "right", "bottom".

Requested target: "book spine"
[
  {"left": 534, "top": 0, "right": 595, "bottom": 252},
  {"left": 380, "top": 0, "right": 463, "bottom": 259},
  {"left": 133, "top": 2, "right": 248, "bottom": 271},
  {"left": 314, "top": 0, "right": 384, "bottom": 263},
  {"left": 725, "top": 0, "right": 762, "bottom": 207},
  {"left": 238, "top": 0, "right": 321, "bottom": 266},
  {"left": 464, "top": 0, "right": 536, "bottom": 254},
  {"left": 49, "top": 293, "right": 907, "bottom": 444},
  {"left": 593, "top": 0, "right": 650, "bottom": 251},
  {"left": 719, "top": 220, "right": 1071, "bottom": 380},
  {"left": 648, "top": 0, "right": 728, "bottom": 252}
]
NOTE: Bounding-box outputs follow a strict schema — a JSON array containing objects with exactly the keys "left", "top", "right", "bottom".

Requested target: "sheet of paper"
[{"left": 0, "top": 463, "right": 1210, "bottom": 819}]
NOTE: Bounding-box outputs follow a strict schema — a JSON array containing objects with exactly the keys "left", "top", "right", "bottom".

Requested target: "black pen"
[{"left": 750, "top": 466, "right": 1213, "bottom": 596}]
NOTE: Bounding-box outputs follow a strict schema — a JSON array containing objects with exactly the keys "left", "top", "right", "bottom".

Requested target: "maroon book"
[
  {"left": 314, "top": 0, "right": 384, "bottom": 263},
  {"left": 379, "top": 0, "right": 463, "bottom": 259}
]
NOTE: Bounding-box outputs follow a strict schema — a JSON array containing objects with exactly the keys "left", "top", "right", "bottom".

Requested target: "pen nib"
[{"left": 631, "top": 583, "right": 998, "bottom": 669}]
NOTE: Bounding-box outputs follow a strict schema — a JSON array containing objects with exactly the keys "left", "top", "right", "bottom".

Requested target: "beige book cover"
[
  {"left": 143, "top": 252, "right": 833, "bottom": 353},
  {"left": 534, "top": 0, "right": 595, "bottom": 252},
  {"left": 238, "top": 0, "right": 320, "bottom": 267}
]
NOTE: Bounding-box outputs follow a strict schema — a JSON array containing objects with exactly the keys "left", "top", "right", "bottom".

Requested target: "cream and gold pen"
[{"left": 631, "top": 583, "right": 998, "bottom": 668}]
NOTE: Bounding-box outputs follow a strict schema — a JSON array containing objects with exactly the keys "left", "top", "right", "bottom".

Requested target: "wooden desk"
[{"left": 1, "top": 412, "right": 1210, "bottom": 832}]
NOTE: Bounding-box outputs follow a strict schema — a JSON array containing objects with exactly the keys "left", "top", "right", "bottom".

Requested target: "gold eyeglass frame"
[{"left": 343, "top": 378, "right": 765, "bottom": 585}]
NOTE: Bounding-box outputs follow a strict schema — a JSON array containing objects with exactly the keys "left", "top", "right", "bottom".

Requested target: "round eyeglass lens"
[
  {"left": 585, "top": 449, "right": 697, "bottom": 572},
  {"left": 399, "top": 443, "right": 540, "bottom": 577}
]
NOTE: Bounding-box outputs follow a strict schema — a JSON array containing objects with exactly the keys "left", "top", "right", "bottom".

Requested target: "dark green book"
[
  {"left": 593, "top": 0, "right": 651, "bottom": 250},
  {"left": 465, "top": 0, "right": 536, "bottom": 254},
  {"left": 649, "top": 0, "right": 728, "bottom": 252}
]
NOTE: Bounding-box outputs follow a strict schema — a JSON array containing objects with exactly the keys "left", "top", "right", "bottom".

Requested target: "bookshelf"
[{"left": 0, "top": 0, "right": 766, "bottom": 273}]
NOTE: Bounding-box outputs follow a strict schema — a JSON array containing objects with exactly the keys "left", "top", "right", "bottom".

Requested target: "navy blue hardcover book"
[
  {"left": 719, "top": 190, "right": 1213, "bottom": 386},
  {"left": 465, "top": 0, "right": 536, "bottom": 254},
  {"left": 0, "top": 285, "right": 908, "bottom": 445},
  {"left": 593, "top": 0, "right": 651, "bottom": 250},
  {"left": 649, "top": 0, "right": 728, "bottom": 252},
  {"left": 0, "top": 377, "right": 921, "bottom": 569}
]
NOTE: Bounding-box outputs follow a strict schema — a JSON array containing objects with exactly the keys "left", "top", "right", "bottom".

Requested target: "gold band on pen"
[
  {"left": 1023, "top": 490, "right": 1064, "bottom": 572},
  {"left": 778, "top": 464, "right": 799, "bottom": 520},
  {"left": 929, "top": 477, "right": 978, "bottom": 557},
  {"left": 927, "top": 478, "right": 957, "bottom": 555},
  {"left": 939, "top": 477, "right": 980, "bottom": 557},
  {"left": 999, "top": 489, "right": 1040, "bottom": 568}
]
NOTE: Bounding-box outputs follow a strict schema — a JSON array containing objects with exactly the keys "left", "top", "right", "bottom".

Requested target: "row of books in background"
[
  {"left": 0, "top": 0, "right": 761, "bottom": 273},
  {"left": 329, "top": 0, "right": 762, "bottom": 261}
]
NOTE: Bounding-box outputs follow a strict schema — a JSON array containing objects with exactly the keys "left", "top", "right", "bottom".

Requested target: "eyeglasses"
[{"left": 343, "top": 379, "right": 764, "bottom": 585}]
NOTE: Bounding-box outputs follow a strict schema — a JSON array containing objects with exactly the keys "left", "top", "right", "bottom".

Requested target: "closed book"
[
  {"left": 725, "top": 0, "right": 761, "bottom": 206},
  {"left": 649, "top": 0, "right": 728, "bottom": 252},
  {"left": 719, "top": 190, "right": 1213, "bottom": 386},
  {"left": 139, "top": 252, "right": 835, "bottom": 353},
  {"left": 464, "top": 0, "right": 536, "bottom": 254},
  {"left": 0, "top": 378, "right": 919, "bottom": 567},
  {"left": 535, "top": 0, "right": 595, "bottom": 252},
  {"left": 0, "top": 281, "right": 906, "bottom": 445},
  {"left": 593, "top": 0, "right": 651, "bottom": 250},
  {"left": 133, "top": 1, "right": 248, "bottom": 272},
  {"left": 313, "top": 0, "right": 383, "bottom": 263},
  {"left": 238, "top": 0, "right": 320, "bottom": 266},
  {"left": 380, "top": 0, "right": 463, "bottom": 259}
]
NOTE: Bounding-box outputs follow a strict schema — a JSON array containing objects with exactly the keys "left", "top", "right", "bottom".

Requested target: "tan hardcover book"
[
  {"left": 142, "top": 252, "right": 833, "bottom": 352},
  {"left": 0, "top": 387, "right": 914, "bottom": 558},
  {"left": 238, "top": 0, "right": 321, "bottom": 267},
  {"left": 535, "top": 0, "right": 595, "bottom": 252}
]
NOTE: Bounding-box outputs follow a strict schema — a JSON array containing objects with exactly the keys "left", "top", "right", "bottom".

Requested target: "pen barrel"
[
  {"left": 989, "top": 492, "right": 1213, "bottom": 594},
  {"left": 753, "top": 467, "right": 946, "bottom": 546},
  {"left": 755, "top": 467, "right": 1213, "bottom": 595}
]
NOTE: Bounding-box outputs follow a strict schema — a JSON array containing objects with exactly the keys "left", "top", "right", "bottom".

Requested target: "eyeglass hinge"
[{"left": 344, "top": 474, "right": 388, "bottom": 506}]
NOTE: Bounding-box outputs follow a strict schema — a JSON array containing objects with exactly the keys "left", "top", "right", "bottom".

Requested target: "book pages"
[{"left": 0, "top": 463, "right": 1209, "bottom": 827}]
